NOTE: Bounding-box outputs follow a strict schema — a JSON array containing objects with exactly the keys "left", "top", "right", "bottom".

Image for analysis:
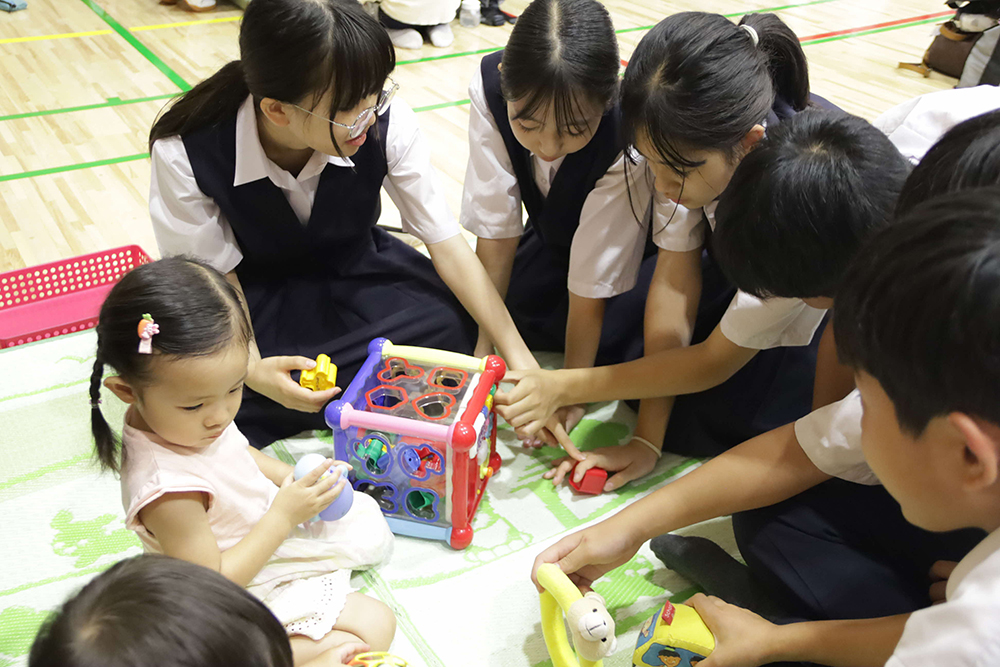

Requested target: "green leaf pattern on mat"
[
  {"left": 51, "top": 510, "right": 139, "bottom": 567},
  {"left": 0, "top": 606, "right": 52, "bottom": 665}
]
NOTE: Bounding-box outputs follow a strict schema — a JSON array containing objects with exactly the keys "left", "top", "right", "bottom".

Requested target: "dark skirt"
[
  {"left": 236, "top": 228, "right": 476, "bottom": 448},
  {"left": 503, "top": 226, "right": 655, "bottom": 367},
  {"left": 660, "top": 249, "right": 826, "bottom": 457}
]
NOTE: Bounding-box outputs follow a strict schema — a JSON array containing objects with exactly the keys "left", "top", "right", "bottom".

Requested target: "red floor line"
[
  {"left": 621, "top": 10, "right": 952, "bottom": 66},
  {"left": 800, "top": 10, "right": 952, "bottom": 41}
]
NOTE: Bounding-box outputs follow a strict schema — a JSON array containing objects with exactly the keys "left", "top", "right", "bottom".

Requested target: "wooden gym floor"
[{"left": 0, "top": 0, "right": 958, "bottom": 272}]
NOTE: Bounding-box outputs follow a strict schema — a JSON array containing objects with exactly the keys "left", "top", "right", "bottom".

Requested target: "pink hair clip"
[{"left": 137, "top": 313, "right": 160, "bottom": 354}]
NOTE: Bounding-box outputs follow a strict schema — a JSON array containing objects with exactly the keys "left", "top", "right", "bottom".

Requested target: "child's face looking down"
[
  {"left": 128, "top": 342, "right": 248, "bottom": 448},
  {"left": 507, "top": 96, "right": 604, "bottom": 163},
  {"left": 635, "top": 126, "right": 763, "bottom": 211},
  {"left": 856, "top": 371, "right": 997, "bottom": 533},
  {"left": 285, "top": 86, "right": 385, "bottom": 157}
]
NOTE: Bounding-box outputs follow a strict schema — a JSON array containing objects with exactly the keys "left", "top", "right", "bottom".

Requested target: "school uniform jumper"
[
  {"left": 468, "top": 50, "right": 656, "bottom": 366},
  {"left": 153, "top": 97, "right": 475, "bottom": 448}
]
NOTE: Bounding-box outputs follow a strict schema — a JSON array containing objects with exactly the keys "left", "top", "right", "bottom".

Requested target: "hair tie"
[
  {"left": 90, "top": 399, "right": 102, "bottom": 409},
  {"left": 137, "top": 314, "right": 160, "bottom": 355},
  {"left": 740, "top": 23, "right": 760, "bottom": 47}
]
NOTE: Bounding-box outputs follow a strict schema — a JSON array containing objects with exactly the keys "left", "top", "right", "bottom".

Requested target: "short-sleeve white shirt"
[
  {"left": 150, "top": 95, "right": 460, "bottom": 274},
  {"left": 874, "top": 85, "right": 1000, "bottom": 164},
  {"left": 887, "top": 527, "right": 1000, "bottom": 667},
  {"left": 793, "top": 390, "right": 878, "bottom": 485},
  {"left": 459, "top": 66, "right": 698, "bottom": 300}
]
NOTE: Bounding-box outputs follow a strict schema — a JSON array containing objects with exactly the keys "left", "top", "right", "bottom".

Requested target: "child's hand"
[
  {"left": 546, "top": 438, "right": 659, "bottom": 491},
  {"left": 530, "top": 518, "right": 643, "bottom": 593},
  {"left": 495, "top": 368, "right": 568, "bottom": 438},
  {"left": 270, "top": 459, "right": 347, "bottom": 527},
  {"left": 929, "top": 560, "right": 959, "bottom": 604},
  {"left": 250, "top": 355, "right": 341, "bottom": 413},
  {"left": 304, "top": 642, "right": 370, "bottom": 667},
  {"left": 524, "top": 404, "right": 587, "bottom": 448},
  {"left": 687, "top": 594, "right": 779, "bottom": 667}
]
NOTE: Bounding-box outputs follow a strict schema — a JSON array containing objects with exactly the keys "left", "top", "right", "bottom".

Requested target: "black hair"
[
  {"left": 29, "top": 555, "right": 293, "bottom": 667},
  {"left": 501, "top": 0, "right": 619, "bottom": 135},
  {"left": 713, "top": 109, "right": 910, "bottom": 299},
  {"left": 148, "top": 0, "right": 394, "bottom": 155},
  {"left": 895, "top": 109, "right": 1000, "bottom": 217},
  {"left": 835, "top": 188, "right": 1000, "bottom": 435},
  {"left": 90, "top": 257, "right": 252, "bottom": 473},
  {"left": 622, "top": 12, "right": 809, "bottom": 173}
]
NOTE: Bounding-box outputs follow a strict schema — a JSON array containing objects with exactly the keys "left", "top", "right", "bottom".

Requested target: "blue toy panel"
[{"left": 340, "top": 426, "right": 452, "bottom": 530}]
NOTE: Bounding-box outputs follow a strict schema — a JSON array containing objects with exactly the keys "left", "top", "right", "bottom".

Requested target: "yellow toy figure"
[
  {"left": 348, "top": 652, "right": 407, "bottom": 666},
  {"left": 300, "top": 353, "right": 337, "bottom": 391},
  {"left": 537, "top": 563, "right": 618, "bottom": 667},
  {"left": 633, "top": 600, "right": 715, "bottom": 667}
]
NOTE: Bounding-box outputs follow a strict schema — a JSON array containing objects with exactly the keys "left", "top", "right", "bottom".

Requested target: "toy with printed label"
[
  {"left": 300, "top": 354, "right": 338, "bottom": 391},
  {"left": 536, "top": 563, "right": 618, "bottom": 667},
  {"left": 324, "top": 338, "right": 505, "bottom": 549},
  {"left": 633, "top": 600, "right": 715, "bottom": 667},
  {"left": 292, "top": 453, "right": 354, "bottom": 522},
  {"left": 569, "top": 465, "right": 609, "bottom": 495}
]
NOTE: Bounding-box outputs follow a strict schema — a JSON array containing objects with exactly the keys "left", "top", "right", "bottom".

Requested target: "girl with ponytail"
[
  {"left": 149, "top": 0, "right": 540, "bottom": 450},
  {"left": 90, "top": 257, "right": 395, "bottom": 666},
  {"left": 499, "top": 12, "right": 839, "bottom": 486}
]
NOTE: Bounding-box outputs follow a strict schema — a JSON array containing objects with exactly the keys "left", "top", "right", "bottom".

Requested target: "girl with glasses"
[{"left": 148, "top": 0, "right": 538, "bottom": 450}]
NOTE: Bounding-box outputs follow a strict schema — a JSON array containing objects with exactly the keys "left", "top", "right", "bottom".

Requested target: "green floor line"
[
  {"left": 616, "top": 0, "right": 844, "bottom": 33},
  {"left": 0, "top": 153, "right": 148, "bottom": 183},
  {"left": 0, "top": 564, "right": 110, "bottom": 598},
  {"left": 0, "top": 454, "right": 92, "bottom": 493},
  {"left": 78, "top": 0, "right": 191, "bottom": 92},
  {"left": 0, "top": 9, "right": 942, "bottom": 182},
  {"left": 0, "top": 93, "right": 178, "bottom": 123}
]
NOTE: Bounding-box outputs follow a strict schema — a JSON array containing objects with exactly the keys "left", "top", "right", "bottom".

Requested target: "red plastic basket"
[{"left": 0, "top": 245, "right": 152, "bottom": 349}]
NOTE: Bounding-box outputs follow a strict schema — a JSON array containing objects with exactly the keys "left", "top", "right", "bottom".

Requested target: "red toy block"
[{"left": 568, "top": 465, "right": 608, "bottom": 495}]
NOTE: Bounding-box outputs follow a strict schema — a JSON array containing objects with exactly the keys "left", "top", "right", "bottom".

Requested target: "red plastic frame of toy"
[
  {"left": 365, "top": 385, "right": 409, "bottom": 412},
  {"left": 378, "top": 358, "right": 425, "bottom": 383},
  {"left": 447, "top": 355, "right": 506, "bottom": 549},
  {"left": 412, "top": 392, "right": 456, "bottom": 421},
  {"left": 427, "top": 366, "right": 469, "bottom": 392}
]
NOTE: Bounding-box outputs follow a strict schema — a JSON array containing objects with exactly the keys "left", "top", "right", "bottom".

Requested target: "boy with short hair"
[{"left": 687, "top": 188, "right": 1000, "bottom": 666}]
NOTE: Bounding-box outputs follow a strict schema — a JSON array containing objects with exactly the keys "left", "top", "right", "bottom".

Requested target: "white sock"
[
  {"left": 428, "top": 23, "right": 454, "bottom": 48},
  {"left": 386, "top": 27, "right": 424, "bottom": 50}
]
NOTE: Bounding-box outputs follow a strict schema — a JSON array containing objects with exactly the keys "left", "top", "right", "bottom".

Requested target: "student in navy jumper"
[
  {"left": 498, "top": 12, "right": 845, "bottom": 491},
  {"left": 463, "top": 0, "right": 701, "bottom": 447},
  {"left": 148, "top": 0, "right": 538, "bottom": 449}
]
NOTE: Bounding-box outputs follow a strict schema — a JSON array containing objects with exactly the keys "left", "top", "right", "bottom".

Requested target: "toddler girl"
[{"left": 90, "top": 257, "right": 395, "bottom": 666}]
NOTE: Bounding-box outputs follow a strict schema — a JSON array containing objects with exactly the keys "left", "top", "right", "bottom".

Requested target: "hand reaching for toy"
[
  {"left": 249, "top": 355, "right": 341, "bottom": 413},
  {"left": 495, "top": 368, "right": 569, "bottom": 438},
  {"left": 687, "top": 594, "right": 779, "bottom": 667},
  {"left": 519, "top": 405, "right": 585, "bottom": 449},
  {"left": 531, "top": 517, "right": 644, "bottom": 593},
  {"left": 270, "top": 459, "right": 348, "bottom": 527},
  {"left": 546, "top": 438, "right": 659, "bottom": 491}
]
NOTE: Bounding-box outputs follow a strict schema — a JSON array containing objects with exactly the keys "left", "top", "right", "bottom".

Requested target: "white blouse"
[
  {"left": 150, "top": 95, "right": 461, "bottom": 274},
  {"left": 459, "top": 66, "right": 700, "bottom": 300}
]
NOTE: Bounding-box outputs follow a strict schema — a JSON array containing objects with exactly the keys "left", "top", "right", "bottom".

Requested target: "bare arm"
[
  {"left": 564, "top": 293, "right": 605, "bottom": 370},
  {"left": 532, "top": 422, "right": 831, "bottom": 588},
  {"left": 473, "top": 236, "right": 521, "bottom": 356},
  {"left": 140, "top": 492, "right": 294, "bottom": 587},
  {"left": 812, "top": 315, "right": 856, "bottom": 410},
  {"left": 498, "top": 321, "right": 757, "bottom": 436},
  {"left": 248, "top": 446, "right": 294, "bottom": 487},
  {"left": 427, "top": 234, "right": 538, "bottom": 371}
]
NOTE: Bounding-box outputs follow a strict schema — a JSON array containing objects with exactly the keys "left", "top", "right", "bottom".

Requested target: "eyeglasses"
[
  {"left": 292, "top": 78, "right": 399, "bottom": 140},
  {"left": 347, "top": 652, "right": 408, "bottom": 667}
]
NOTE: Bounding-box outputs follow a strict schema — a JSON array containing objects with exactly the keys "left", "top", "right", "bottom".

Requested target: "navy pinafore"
[{"left": 183, "top": 110, "right": 475, "bottom": 448}]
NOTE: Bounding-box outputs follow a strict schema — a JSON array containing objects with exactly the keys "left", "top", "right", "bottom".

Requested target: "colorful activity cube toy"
[
  {"left": 324, "top": 338, "right": 506, "bottom": 549},
  {"left": 633, "top": 600, "right": 715, "bottom": 667}
]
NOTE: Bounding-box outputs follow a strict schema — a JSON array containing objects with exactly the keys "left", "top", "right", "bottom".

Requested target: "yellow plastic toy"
[
  {"left": 300, "top": 353, "right": 337, "bottom": 391},
  {"left": 632, "top": 600, "right": 715, "bottom": 667},
  {"left": 348, "top": 652, "right": 407, "bottom": 667},
  {"left": 537, "top": 563, "right": 618, "bottom": 667}
]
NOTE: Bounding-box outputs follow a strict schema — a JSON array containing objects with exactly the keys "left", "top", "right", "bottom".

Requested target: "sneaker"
[
  {"left": 428, "top": 23, "right": 454, "bottom": 48},
  {"left": 386, "top": 27, "right": 423, "bottom": 50}
]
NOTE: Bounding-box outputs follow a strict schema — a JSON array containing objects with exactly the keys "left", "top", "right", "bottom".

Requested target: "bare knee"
[{"left": 337, "top": 593, "right": 396, "bottom": 652}]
